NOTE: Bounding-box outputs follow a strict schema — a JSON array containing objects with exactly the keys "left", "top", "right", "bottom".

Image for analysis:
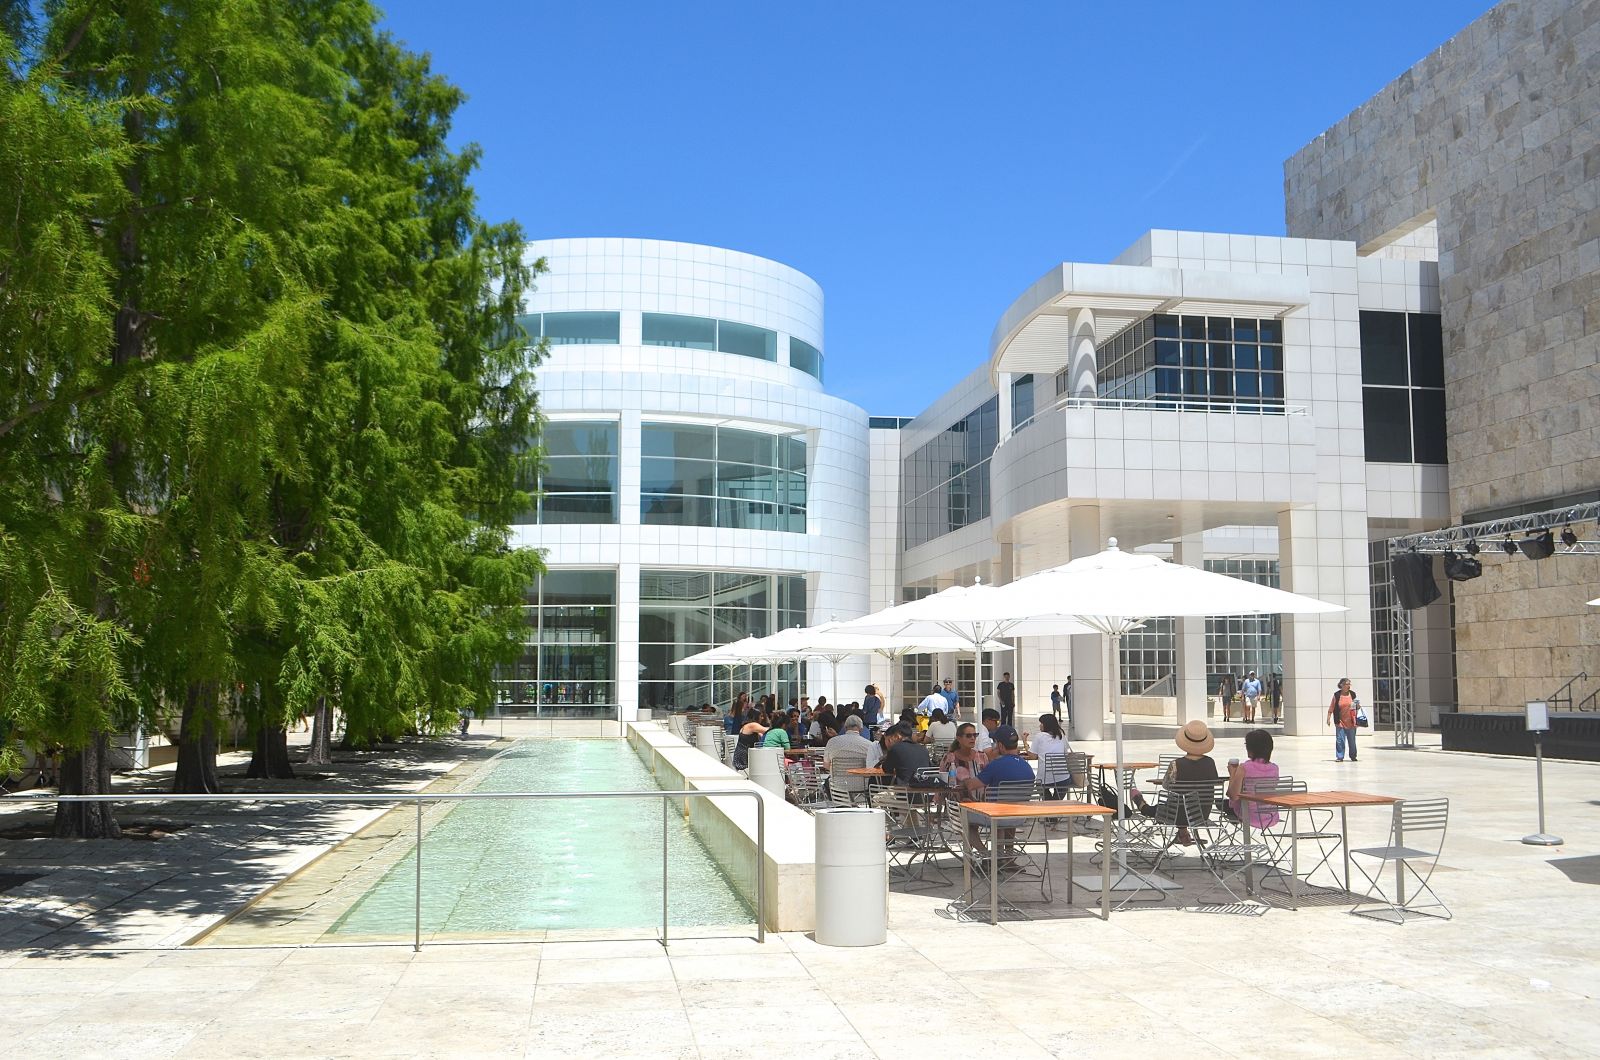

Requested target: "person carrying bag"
[{"left": 1326, "top": 677, "right": 1361, "bottom": 762}]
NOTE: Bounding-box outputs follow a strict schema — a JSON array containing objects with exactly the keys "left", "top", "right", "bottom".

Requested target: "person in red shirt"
[{"left": 1326, "top": 678, "right": 1360, "bottom": 762}]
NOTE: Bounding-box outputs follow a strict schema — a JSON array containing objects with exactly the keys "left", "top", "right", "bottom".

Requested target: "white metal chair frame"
[{"left": 1349, "top": 797, "right": 1452, "bottom": 924}]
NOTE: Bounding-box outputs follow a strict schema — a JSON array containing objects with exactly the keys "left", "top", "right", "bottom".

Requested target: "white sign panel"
[{"left": 1525, "top": 701, "right": 1550, "bottom": 732}]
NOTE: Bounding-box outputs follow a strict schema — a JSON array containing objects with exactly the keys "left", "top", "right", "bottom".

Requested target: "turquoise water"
[{"left": 330, "top": 740, "right": 753, "bottom": 937}]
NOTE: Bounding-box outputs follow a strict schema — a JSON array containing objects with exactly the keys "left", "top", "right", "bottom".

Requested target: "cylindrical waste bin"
[
  {"left": 746, "top": 746, "right": 785, "bottom": 797},
  {"left": 694, "top": 724, "right": 718, "bottom": 758},
  {"left": 814, "top": 808, "right": 887, "bottom": 946},
  {"left": 668, "top": 716, "right": 686, "bottom": 740}
]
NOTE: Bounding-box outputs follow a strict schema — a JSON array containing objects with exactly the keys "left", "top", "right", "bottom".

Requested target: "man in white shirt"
[
  {"left": 972, "top": 708, "right": 1002, "bottom": 758},
  {"left": 823, "top": 715, "right": 881, "bottom": 768},
  {"left": 914, "top": 687, "right": 945, "bottom": 737}
]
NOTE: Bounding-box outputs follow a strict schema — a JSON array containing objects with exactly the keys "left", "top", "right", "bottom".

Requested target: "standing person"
[
  {"left": 1241, "top": 671, "right": 1262, "bottom": 724},
  {"left": 861, "top": 684, "right": 882, "bottom": 730},
  {"left": 1063, "top": 676, "right": 1073, "bottom": 729},
  {"left": 1326, "top": 678, "right": 1361, "bottom": 762},
  {"left": 915, "top": 685, "right": 944, "bottom": 736},
  {"left": 1218, "top": 672, "right": 1237, "bottom": 722},
  {"left": 937, "top": 677, "right": 960, "bottom": 721},
  {"left": 997, "top": 672, "right": 1016, "bottom": 727},
  {"left": 1269, "top": 673, "right": 1283, "bottom": 724},
  {"left": 1049, "top": 684, "right": 1063, "bottom": 723}
]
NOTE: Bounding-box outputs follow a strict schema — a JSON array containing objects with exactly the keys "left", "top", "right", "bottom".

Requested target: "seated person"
[
  {"left": 1129, "top": 720, "right": 1219, "bottom": 845},
  {"left": 733, "top": 712, "right": 769, "bottom": 771},
  {"left": 976, "top": 726, "right": 1035, "bottom": 793},
  {"left": 1226, "top": 728, "right": 1281, "bottom": 829},
  {"left": 1029, "top": 714, "right": 1073, "bottom": 799},
  {"left": 761, "top": 713, "right": 793, "bottom": 750},
  {"left": 880, "top": 723, "right": 932, "bottom": 784},
  {"left": 810, "top": 706, "right": 839, "bottom": 746},
  {"left": 824, "top": 715, "right": 882, "bottom": 769},
  {"left": 939, "top": 723, "right": 987, "bottom": 796},
  {"left": 973, "top": 708, "right": 1002, "bottom": 757},
  {"left": 926, "top": 709, "right": 958, "bottom": 745}
]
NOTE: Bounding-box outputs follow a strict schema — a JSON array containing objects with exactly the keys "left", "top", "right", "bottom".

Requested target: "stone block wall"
[{"left": 1285, "top": 0, "right": 1600, "bottom": 712}]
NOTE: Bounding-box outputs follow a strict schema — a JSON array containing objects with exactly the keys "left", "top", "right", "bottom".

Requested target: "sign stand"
[{"left": 1521, "top": 701, "right": 1563, "bottom": 847}]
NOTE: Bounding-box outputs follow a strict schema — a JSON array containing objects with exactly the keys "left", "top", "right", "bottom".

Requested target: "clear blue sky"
[{"left": 378, "top": 1, "right": 1494, "bottom": 416}]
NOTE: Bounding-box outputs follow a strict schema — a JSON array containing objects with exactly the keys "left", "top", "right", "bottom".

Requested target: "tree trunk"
[
  {"left": 173, "top": 682, "right": 221, "bottom": 794},
  {"left": 53, "top": 732, "right": 121, "bottom": 838},
  {"left": 305, "top": 695, "right": 333, "bottom": 766},
  {"left": 247, "top": 725, "right": 296, "bottom": 779}
]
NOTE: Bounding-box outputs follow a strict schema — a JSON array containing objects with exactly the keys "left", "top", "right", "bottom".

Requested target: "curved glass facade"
[
  {"left": 638, "top": 570, "right": 806, "bottom": 712},
  {"left": 641, "top": 423, "right": 807, "bottom": 532},
  {"left": 517, "top": 311, "right": 620, "bottom": 345},
  {"left": 494, "top": 569, "right": 616, "bottom": 718},
  {"left": 789, "top": 337, "right": 823, "bottom": 381},
  {"left": 642, "top": 312, "right": 777, "bottom": 362},
  {"left": 516, "top": 420, "right": 619, "bottom": 524},
  {"left": 900, "top": 397, "right": 998, "bottom": 549}
]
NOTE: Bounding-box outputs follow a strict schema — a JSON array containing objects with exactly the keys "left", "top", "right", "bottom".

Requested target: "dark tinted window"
[
  {"left": 1408, "top": 314, "right": 1445, "bottom": 388},
  {"left": 1362, "top": 389, "right": 1413, "bottom": 461},
  {"left": 642, "top": 312, "right": 716, "bottom": 350},
  {"left": 1359, "top": 311, "right": 1409, "bottom": 385},
  {"left": 717, "top": 320, "right": 777, "bottom": 361},
  {"left": 1411, "top": 389, "right": 1448, "bottom": 463}
]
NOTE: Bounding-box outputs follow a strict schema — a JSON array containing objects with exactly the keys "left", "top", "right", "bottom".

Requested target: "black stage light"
[
  {"left": 1518, "top": 529, "right": 1556, "bottom": 560},
  {"left": 1501, "top": 536, "right": 1518, "bottom": 556},
  {"left": 1443, "top": 550, "right": 1483, "bottom": 582},
  {"left": 1465, "top": 538, "right": 1480, "bottom": 556},
  {"left": 1560, "top": 525, "right": 1579, "bottom": 548}
]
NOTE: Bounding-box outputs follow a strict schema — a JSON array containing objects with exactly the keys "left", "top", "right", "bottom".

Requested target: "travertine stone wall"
[{"left": 1284, "top": 0, "right": 1600, "bottom": 713}]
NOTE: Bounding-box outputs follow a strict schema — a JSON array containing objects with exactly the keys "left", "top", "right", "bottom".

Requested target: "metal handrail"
[
  {"left": 1, "top": 788, "right": 766, "bottom": 951},
  {"left": 1545, "top": 671, "right": 1589, "bottom": 712}
]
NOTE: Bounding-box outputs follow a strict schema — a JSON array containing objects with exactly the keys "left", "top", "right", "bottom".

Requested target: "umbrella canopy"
[
  {"left": 1589, "top": 598, "right": 1600, "bottom": 607},
  {"left": 670, "top": 637, "right": 767, "bottom": 667}
]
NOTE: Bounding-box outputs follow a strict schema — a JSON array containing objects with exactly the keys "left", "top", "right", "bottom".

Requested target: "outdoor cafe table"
[
  {"left": 1241, "top": 790, "right": 1400, "bottom": 910},
  {"left": 957, "top": 801, "right": 1115, "bottom": 926}
]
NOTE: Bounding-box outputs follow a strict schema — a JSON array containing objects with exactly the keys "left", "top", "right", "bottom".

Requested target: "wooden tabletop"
[
  {"left": 845, "top": 767, "right": 887, "bottom": 777},
  {"left": 958, "top": 800, "right": 1113, "bottom": 820},
  {"left": 1093, "top": 761, "right": 1158, "bottom": 771},
  {"left": 1248, "top": 790, "right": 1399, "bottom": 809}
]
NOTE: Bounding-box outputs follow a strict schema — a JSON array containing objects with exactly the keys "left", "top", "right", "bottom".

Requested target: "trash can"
[
  {"left": 694, "top": 724, "right": 719, "bottom": 758},
  {"left": 746, "top": 746, "right": 786, "bottom": 797},
  {"left": 636, "top": 709, "right": 653, "bottom": 722},
  {"left": 814, "top": 808, "right": 887, "bottom": 946}
]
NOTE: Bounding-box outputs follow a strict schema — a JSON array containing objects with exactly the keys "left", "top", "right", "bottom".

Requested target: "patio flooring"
[{"left": 2, "top": 727, "right": 1597, "bottom": 1057}]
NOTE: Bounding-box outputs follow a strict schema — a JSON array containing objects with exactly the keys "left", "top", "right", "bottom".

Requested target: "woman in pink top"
[{"left": 1226, "top": 729, "right": 1281, "bottom": 829}]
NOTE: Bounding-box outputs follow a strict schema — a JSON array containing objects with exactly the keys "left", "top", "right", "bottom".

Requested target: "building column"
[
  {"left": 1068, "top": 505, "right": 1105, "bottom": 740},
  {"left": 1067, "top": 307, "right": 1097, "bottom": 398},
  {"left": 1277, "top": 508, "right": 1373, "bottom": 737},
  {"left": 1173, "top": 534, "right": 1208, "bottom": 724},
  {"left": 616, "top": 561, "right": 640, "bottom": 721}
]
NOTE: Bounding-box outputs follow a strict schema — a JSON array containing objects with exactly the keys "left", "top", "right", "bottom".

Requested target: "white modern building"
[{"left": 501, "top": 238, "right": 870, "bottom": 721}]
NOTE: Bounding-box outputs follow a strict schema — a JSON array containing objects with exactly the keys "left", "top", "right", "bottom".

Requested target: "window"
[
  {"left": 641, "top": 423, "right": 807, "bottom": 532},
  {"left": 638, "top": 570, "right": 806, "bottom": 712},
  {"left": 1360, "top": 311, "right": 1446, "bottom": 463},
  {"left": 642, "top": 313, "right": 779, "bottom": 362},
  {"left": 1011, "top": 374, "right": 1035, "bottom": 428},
  {"left": 515, "top": 311, "right": 619, "bottom": 345},
  {"left": 1096, "top": 314, "right": 1287, "bottom": 410},
  {"left": 493, "top": 569, "right": 617, "bottom": 718},
  {"left": 789, "top": 337, "right": 823, "bottom": 381},
  {"left": 901, "top": 397, "right": 999, "bottom": 549},
  {"left": 517, "top": 421, "right": 618, "bottom": 524}
]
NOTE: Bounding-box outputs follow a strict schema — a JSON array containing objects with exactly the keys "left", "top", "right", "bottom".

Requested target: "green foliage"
[{"left": 0, "top": 2, "right": 544, "bottom": 781}]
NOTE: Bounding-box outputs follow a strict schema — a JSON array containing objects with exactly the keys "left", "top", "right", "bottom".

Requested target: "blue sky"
[{"left": 378, "top": 1, "right": 1494, "bottom": 415}]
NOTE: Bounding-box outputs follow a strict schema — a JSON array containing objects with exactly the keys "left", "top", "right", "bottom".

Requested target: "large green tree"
[{"left": 0, "top": 1, "right": 542, "bottom": 827}]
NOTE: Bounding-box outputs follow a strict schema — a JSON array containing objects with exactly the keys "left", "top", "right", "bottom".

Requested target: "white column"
[
  {"left": 1277, "top": 508, "right": 1373, "bottom": 736},
  {"left": 1067, "top": 505, "right": 1105, "bottom": 740},
  {"left": 616, "top": 561, "right": 640, "bottom": 721},
  {"left": 1173, "top": 534, "right": 1208, "bottom": 724},
  {"left": 1067, "top": 307, "right": 1098, "bottom": 398}
]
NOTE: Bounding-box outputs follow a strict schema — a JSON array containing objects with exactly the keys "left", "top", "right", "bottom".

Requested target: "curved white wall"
[{"left": 517, "top": 238, "right": 871, "bottom": 719}]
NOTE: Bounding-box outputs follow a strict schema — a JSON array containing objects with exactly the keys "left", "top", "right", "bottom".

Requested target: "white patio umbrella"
[
  {"left": 1589, "top": 598, "right": 1600, "bottom": 607},
  {"left": 739, "top": 623, "right": 1011, "bottom": 720},
  {"left": 831, "top": 583, "right": 1103, "bottom": 725},
  {"left": 670, "top": 637, "right": 768, "bottom": 708},
  {"left": 989, "top": 538, "right": 1345, "bottom": 889}
]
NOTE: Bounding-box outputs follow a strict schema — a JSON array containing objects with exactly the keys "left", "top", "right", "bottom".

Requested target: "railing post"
[
  {"left": 756, "top": 794, "right": 765, "bottom": 943},
  {"left": 661, "top": 795, "right": 669, "bottom": 948},
  {"left": 414, "top": 799, "right": 423, "bottom": 953}
]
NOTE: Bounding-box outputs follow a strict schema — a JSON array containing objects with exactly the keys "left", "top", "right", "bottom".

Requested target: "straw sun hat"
[{"left": 1175, "top": 719, "right": 1215, "bottom": 755}]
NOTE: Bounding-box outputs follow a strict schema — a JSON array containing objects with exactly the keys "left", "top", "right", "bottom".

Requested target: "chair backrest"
[
  {"left": 829, "top": 749, "right": 868, "bottom": 793},
  {"left": 926, "top": 741, "right": 950, "bottom": 763},
  {"left": 1157, "top": 753, "right": 1181, "bottom": 774},
  {"left": 986, "top": 780, "right": 1036, "bottom": 804},
  {"left": 1164, "top": 781, "right": 1217, "bottom": 825},
  {"left": 1395, "top": 797, "right": 1449, "bottom": 853},
  {"left": 1037, "top": 752, "right": 1071, "bottom": 786}
]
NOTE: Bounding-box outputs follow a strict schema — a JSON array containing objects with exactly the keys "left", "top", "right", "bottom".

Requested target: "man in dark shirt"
[
  {"left": 880, "top": 723, "right": 931, "bottom": 784},
  {"left": 997, "top": 672, "right": 1016, "bottom": 726},
  {"left": 977, "top": 726, "right": 1034, "bottom": 790}
]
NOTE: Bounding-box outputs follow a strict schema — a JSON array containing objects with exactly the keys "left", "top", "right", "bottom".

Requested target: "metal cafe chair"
[{"left": 1350, "top": 798, "right": 1452, "bottom": 924}]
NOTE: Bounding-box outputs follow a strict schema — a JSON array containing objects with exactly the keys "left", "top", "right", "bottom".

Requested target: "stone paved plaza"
[{"left": 2, "top": 729, "right": 1597, "bottom": 1058}]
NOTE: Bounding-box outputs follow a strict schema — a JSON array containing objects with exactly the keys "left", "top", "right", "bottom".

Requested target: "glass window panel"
[
  {"left": 780, "top": 435, "right": 806, "bottom": 472},
  {"left": 1411, "top": 389, "right": 1447, "bottom": 463},
  {"left": 1234, "top": 344, "right": 1259, "bottom": 370},
  {"left": 717, "top": 320, "right": 777, "bottom": 361},
  {"left": 1259, "top": 320, "right": 1282, "bottom": 344},
  {"left": 1359, "top": 311, "right": 1409, "bottom": 385},
  {"left": 1154, "top": 314, "right": 1180, "bottom": 339},
  {"left": 1184, "top": 370, "right": 1208, "bottom": 395},
  {"left": 1181, "top": 316, "right": 1207, "bottom": 340},
  {"left": 789, "top": 337, "right": 823, "bottom": 380},
  {"left": 714, "top": 607, "right": 769, "bottom": 641},
  {"left": 715, "top": 572, "right": 770, "bottom": 609},
  {"left": 541, "top": 311, "right": 619, "bottom": 345},
  {"left": 1233, "top": 319, "right": 1258, "bottom": 343},
  {"left": 1236, "top": 372, "right": 1260, "bottom": 398},
  {"left": 640, "top": 608, "right": 714, "bottom": 645},
  {"left": 1155, "top": 367, "right": 1181, "bottom": 395},
  {"left": 516, "top": 313, "right": 543, "bottom": 340},
  {"left": 541, "top": 421, "right": 617, "bottom": 458},
  {"left": 718, "top": 429, "right": 775, "bottom": 467},
  {"left": 1208, "top": 317, "right": 1232, "bottom": 341},
  {"left": 641, "top": 493, "right": 716, "bottom": 526},
  {"left": 1408, "top": 314, "right": 1445, "bottom": 387},
  {"left": 1258, "top": 344, "right": 1282, "bottom": 371},
  {"left": 1362, "top": 388, "right": 1413, "bottom": 461},
  {"left": 540, "top": 570, "right": 615, "bottom": 607},
  {"left": 1182, "top": 342, "right": 1206, "bottom": 367},
  {"left": 641, "top": 423, "right": 715, "bottom": 460},
  {"left": 1209, "top": 343, "right": 1233, "bottom": 370},
  {"left": 641, "top": 456, "right": 716, "bottom": 497},
  {"left": 717, "top": 497, "right": 776, "bottom": 530},
  {"left": 717, "top": 463, "right": 781, "bottom": 503},
  {"left": 540, "top": 494, "right": 616, "bottom": 523},
  {"left": 541, "top": 456, "right": 617, "bottom": 493},
  {"left": 537, "top": 606, "right": 614, "bottom": 645},
  {"left": 1210, "top": 371, "right": 1234, "bottom": 398},
  {"left": 641, "top": 571, "right": 710, "bottom": 603},
  {"left": 642, "top": 312, "right": 716, "bottom": 350},
  {"left": 1260, "top": 372, "right": 1284, "bottom": 400}
]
